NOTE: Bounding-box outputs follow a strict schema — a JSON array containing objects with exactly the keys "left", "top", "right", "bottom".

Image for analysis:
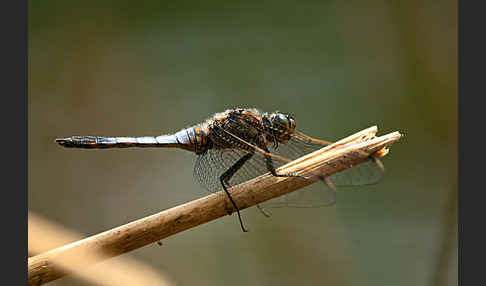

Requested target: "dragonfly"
[{"left": 56, "top": 108, "right": 384, "bottom": 232}]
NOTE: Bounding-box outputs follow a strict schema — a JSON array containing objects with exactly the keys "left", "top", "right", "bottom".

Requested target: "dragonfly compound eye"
[{"left": 272, "top": 113, "right": 290, "bottom": 129}]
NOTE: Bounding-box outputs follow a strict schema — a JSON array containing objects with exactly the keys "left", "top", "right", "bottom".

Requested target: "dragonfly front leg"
[
  {"left": 219, "top": 152, "right": 253, "bottom": 232},
  {"left": 263, "top": 147, "right": 308, "bottom": 180}
]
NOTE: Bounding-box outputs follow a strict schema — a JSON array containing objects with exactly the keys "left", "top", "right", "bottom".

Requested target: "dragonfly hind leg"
[{"left": 219, "top": 153, "right": 254, "bottom": 232}]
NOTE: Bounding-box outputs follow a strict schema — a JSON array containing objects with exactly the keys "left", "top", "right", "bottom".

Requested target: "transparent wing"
[
  {"left": 193, "top": 124, "right": 384, "bottom": 209},
  {"left": 258, "top": 180, "right": 337, "bottom": 208},
  {"left": 193, "top": 144, "right": 337, "bottom": 208},
  {"left": 259, "top": 157, "right": 383, "bottom": 209},
  {"left": 260, "top": 131, "right": 384, "bottom": 209},
  {"left": 329, "top": 157, "right": 384, "bottom": 186},
  {"left": 193, "top": 148, "right": 269, "bottom": 194}
]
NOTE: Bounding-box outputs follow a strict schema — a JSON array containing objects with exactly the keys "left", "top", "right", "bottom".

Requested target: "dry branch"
[{"left": 28, "top": 126, "right": 401, "bottom": 285}]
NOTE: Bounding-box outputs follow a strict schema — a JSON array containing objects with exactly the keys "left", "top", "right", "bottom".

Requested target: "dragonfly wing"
[
  {"left": 269, "top": 132, "right": 385, "bottom": 188},
  {"left": 194, "top": 148, "right": 272, "bottom": 194},
  {"left": 267, "top": 135, "right": 327, "bottom": 162},
  {"left": 260, "top": 158, "right": 383, "bottom": 209},
  {"left": 194, "top": 126, "right": 383, "bottom": 209},
  {"left": 259, "top": 179, "right": 336, "bottom": 208},
  {"left": 328, "top": 157, "right": 384, "bottom": 186},
  {"left": 259, "top": 132, "right": 384, "bottom": 208}
]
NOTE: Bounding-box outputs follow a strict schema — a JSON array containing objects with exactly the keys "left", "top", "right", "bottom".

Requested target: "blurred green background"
[{"left": 28, "top": 1, "right": 457, "bottom": 285}]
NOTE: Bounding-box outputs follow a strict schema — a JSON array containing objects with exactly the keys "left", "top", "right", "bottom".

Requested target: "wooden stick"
[{"left": 28, "top": 126, "right": 401, "bottom": 285}]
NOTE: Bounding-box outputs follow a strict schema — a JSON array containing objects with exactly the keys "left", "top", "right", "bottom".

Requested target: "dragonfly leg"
[
  {"left": 256, "top": 204, "right": 271, "bottom": 218},
  {"left": 219, "top": 153, "right": 254, "bottom": 232},
  {"left": 264, "top": 148, "right": 308, "bottom": 180}
]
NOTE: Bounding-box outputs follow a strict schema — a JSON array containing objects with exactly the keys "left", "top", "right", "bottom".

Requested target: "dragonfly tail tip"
[{"left": 55, "top": 137, "right": 71, "bottom": 147}]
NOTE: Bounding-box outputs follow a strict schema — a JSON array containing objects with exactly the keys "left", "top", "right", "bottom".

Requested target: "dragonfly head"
[{"left": 268, "top": 112, "right": 296, "bottom": 143}]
